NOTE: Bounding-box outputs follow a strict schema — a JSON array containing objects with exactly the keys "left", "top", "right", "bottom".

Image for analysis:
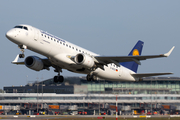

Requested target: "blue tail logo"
[{"left": 120, "top": 40, "right": 144, "bottom": 73}]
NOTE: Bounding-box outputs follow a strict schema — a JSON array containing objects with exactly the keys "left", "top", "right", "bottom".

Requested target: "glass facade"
[{"left": 80, "top": 77, "right": 180, "bottom": 94}]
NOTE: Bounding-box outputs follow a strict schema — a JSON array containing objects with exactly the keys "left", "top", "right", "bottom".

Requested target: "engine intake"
[
  {"left": 25, "top": 56, "right": 44, "bottom": 71},
  {"left": 74, "top": 54, "right": 94, "bottom": 68}
]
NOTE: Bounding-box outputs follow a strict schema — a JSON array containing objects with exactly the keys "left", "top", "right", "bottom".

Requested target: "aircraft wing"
[
  {"left": 11, "top": 55, "right": 25, "bottom": 65},
  {"left": 11, "top": 55, "right": 52, "bottom": 67},
  {"left": 94, "top": 46, "right": 175, "bottom": 66},
  {"left": 131, "top": 73, "right": 173, "bottom": 78}
]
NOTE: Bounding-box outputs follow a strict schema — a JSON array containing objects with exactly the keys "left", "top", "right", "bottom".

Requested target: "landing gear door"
[{"left": 34, "top": 28, "right": 39, "bottom": 41}]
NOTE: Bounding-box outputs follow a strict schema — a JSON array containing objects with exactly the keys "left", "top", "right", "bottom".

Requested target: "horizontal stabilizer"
[
  {"left": 131, "top": 72, "right": 173, "bottom": 78},
  {"left": 11, "top": 54, "right": 24, "bottom": 65}
]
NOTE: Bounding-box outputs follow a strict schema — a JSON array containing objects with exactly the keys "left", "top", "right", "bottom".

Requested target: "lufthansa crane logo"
[{"left": 133, "top": 49, "right": 139, "bottom": 56}]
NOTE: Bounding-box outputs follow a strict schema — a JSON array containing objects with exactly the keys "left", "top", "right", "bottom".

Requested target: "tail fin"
[{"left": 120, "top": 40, "right": 144, "bottom": 73}]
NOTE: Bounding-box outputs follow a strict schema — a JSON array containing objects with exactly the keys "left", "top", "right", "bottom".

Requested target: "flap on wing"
[{"left": 131, "top": 73, "right": 173, "bottom": 78}]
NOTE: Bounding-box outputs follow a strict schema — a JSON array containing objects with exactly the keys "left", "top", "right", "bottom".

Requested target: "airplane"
[{"left": 6, "top": 24, "right": 175, "bottom": 83}]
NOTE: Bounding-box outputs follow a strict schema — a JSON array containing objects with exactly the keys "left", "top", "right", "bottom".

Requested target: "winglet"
[
  {"left": 12, "top": 54, "right": 24, "bottom": 65},
  {"left": 12, "top": 54, "right": 19, "bottom": 63},
  {"left": 164, "top": 46, "right": 175, "bottom": 57}
]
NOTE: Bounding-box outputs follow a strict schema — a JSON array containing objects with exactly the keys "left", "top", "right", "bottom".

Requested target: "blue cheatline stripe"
[{"left": 120, "top": 40, "right": 144, "bottom": 73}]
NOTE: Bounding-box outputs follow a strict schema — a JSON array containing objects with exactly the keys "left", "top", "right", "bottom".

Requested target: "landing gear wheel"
[
  {"left": 86, "top": 74, "right": 91, "bottom": 81},
  {"left": 19, "top": 54, "right": 25, "bottom": 58},
  {"left": 18, "top": 45, "right": 26, "bottom": 58},
  {"left": 86, "top": 74, "right": 97, "bottom": 81},
  {"left": 92, "top": 75, "right": 97, "bottom": 81},
  {"left": 54, "top": 75, "right": 64, "bottom": 83},
  {"left": 54, "top": 76, "right": 59, "bottom": 83},
  {"left": 58, "top": 76, "right": 64, "bottom": 83}
]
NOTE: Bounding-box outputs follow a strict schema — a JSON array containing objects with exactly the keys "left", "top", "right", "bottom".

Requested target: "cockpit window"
[
  {"left": 24, "top": 26, "right": 28, "bottom": 30},
  {"left": 14, "top": 26, "right": 28, "bottom": 31},
  {"left": 14, "top": 26, "right": 23, "bottom": 29}
]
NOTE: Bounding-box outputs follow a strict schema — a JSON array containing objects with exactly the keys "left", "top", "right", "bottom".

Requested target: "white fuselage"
[{"left": 6, "top": 24, "right": 137, "bottom": 81}]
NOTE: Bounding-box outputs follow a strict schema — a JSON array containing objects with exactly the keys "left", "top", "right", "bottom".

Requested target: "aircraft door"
[
  {"left": 119, "top": 66, "right": 123, "bottom": 77},
  {"left": 34, "top": 28, "right": 39, "bottom": 41}
]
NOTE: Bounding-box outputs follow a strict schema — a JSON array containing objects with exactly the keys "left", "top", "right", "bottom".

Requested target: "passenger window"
[
  {"left": 76, "top": 49, "right": 78, "bottom": 51},
  {"left": 69, "top": 46, "right": 71, "bottom": 48},
  {"left": 63, "top": 43, "right": 65, "bottom": 45},
  {"left": 57, "top": 41, "right": 59, "bottom": 43},
  {"left": 60, "top": 42, "right": 62, "bottom": 44},
  {"left": 66, "top": 44, "right": 68, "bottom": 47},
  {"left": 42, "top": 34, "right": 43, "bottom": 36},
  {"left": 72, "top": 47, "right": 74, "bottom": 49}
]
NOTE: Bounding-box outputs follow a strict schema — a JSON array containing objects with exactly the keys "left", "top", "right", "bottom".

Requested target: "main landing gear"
[
  {"left": 53, "top": 67, "right": 64, "bottom": 83},
  {"left": 86, "top": 73, "right": 97, "bottom": 81},
  {"left": 54, "top": 75, "right": 64, "bottom": 83}
]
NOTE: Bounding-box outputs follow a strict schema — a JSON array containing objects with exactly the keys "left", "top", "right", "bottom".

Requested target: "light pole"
[
  {"left": 116, "top": 95, "right": 118, "bottom": 120},
  {"left": 41, "top": 75, "right": 44, "bottom": 110},
  {"left": 36, "top": 76, "right": 39, "bottom": 114},
  {"left": 37, "top": 83, "right": 39, "bottom": 114}
]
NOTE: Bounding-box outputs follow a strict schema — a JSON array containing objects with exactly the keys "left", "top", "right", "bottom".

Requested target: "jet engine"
[
  {"left": 25, "top": 56, "right": 44, "bottom": 71},
  {"left": 74, "top": 53, "right": 94, "bottom": 68}
]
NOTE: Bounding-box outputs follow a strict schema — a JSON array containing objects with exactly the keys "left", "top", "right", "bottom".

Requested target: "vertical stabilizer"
[{"left": 120, "top": 40, "right": 144, "bottom": 73}]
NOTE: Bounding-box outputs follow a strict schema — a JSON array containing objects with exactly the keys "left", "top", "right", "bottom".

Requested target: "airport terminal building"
[{"left": 1, "top": 77, "right": 180, "bottom": 115}]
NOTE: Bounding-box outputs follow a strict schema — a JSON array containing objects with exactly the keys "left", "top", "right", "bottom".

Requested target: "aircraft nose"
[{"left": 6, "top": 29, "right": 14, "bottom": 39}]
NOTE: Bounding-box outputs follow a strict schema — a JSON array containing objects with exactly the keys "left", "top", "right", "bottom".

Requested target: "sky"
[{"left": 0, "top": 0, "right": 180, "bottom": 89}]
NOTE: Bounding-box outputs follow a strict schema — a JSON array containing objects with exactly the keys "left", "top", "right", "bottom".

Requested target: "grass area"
[{"left": 45, "top": 117, "right": 180, "bottom": 120}]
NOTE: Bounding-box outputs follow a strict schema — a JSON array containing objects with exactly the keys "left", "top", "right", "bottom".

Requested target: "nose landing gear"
[{"left": 18, "top": 45, "right": 27, "bottom": 58}]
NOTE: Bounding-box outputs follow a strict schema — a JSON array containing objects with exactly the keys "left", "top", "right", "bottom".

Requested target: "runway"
[{"left": 0, "top": 115, "right": 180, "bottom": 120}]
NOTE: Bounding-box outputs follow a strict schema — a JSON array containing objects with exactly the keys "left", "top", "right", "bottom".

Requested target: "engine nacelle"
[
  {"left": 25, "top": 56, "right": 44, "bottom": 71},
  {"left": 74, "top": 53, "right": 94, "bottom": 68}
]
